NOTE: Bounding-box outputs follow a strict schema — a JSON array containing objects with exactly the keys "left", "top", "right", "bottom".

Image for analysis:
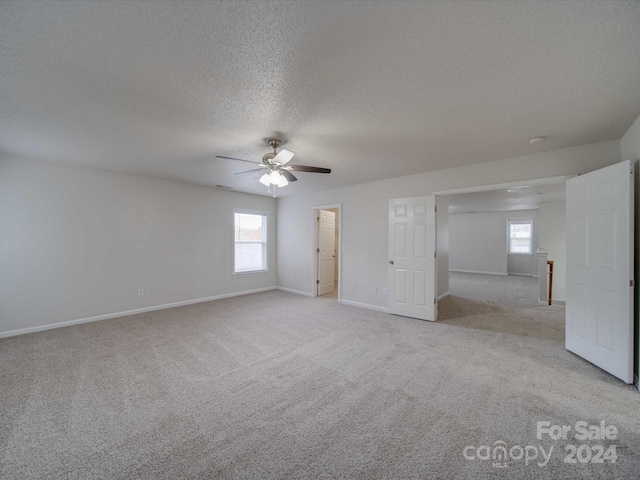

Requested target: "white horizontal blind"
[
  {"left": 234, "top": 211, "right": 267, "bottom": 273},
  {"left": 508, "top": 219, "right": 532, "bottom": 254}
]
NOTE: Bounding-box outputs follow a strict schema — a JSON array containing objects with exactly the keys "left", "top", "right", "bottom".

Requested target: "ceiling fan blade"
[
  {"left": 215, "top": 155, "right": 259, "bottom": 165},
  {"left": 273, "top": 148, "right": 295, "bottom": 165},
  {"left": 280, "top": 170, "right": 298, "bottom": 182},
  {"left": 288, "top": 165, "right": 331, "bottom": 174},
  {"left": 233, "top": 168, "right": 266, "bottom": 176}
]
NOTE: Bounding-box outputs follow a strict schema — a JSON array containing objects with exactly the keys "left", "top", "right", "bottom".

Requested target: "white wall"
[
  {"left": 449, "top": 212, "right": 507, "bottom": 275},
  {"left": 449, "top": 210, "right": 538, "bottom": 276},
  {"left": 620, "top": 113, "right": 640, "bottom": 383},
  {"left": 538, "top": 200, "right": 566, "bottom": 302},
  {"left": 621, "top": 114, "right": 640, "bottom": 163},
  {"left": 436, "top": 196, "right": 449, "bottom": 298},
  {"left": 0, "top": 157, "right": 277, "bottom": 335},
  {"left": 277, "top": 140, "right": 620, "bottom": 310}
]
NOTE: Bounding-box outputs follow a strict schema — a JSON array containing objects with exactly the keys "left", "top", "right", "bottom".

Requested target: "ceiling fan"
[{"left": 216, "top": 139, "right": 331, "bottom": 189}]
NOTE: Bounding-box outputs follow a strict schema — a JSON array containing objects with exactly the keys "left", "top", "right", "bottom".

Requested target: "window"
[
  {"left": 508, "top": 219, "right": 533, "bottom": 254},
  {"left": 234, "top": 210, "right": 268, "bottom": 274}
]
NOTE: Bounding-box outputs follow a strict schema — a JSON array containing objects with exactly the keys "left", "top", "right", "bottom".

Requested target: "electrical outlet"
[
  {"left": 372, "top": 287, "right": 377, "bottom": 295},
  {"left": 138, "top": 289, "right": 144, "bottom": 297},
  {"left": 383, "top": 288, "right": 389, "bottom": 296}
]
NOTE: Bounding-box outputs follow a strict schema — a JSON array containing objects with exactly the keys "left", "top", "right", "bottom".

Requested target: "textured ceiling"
[{"left": 1, "top": 1, "right": 640, "bottom": 197}]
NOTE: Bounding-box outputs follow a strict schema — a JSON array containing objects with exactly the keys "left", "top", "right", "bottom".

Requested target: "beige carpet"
[{"left": 1, "top": 273, "right": 639, "bottom": 479}]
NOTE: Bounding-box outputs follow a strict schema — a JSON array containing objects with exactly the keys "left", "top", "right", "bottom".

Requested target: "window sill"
[{"left": 233, "top": 270, "right": 270, "bottom": 276}]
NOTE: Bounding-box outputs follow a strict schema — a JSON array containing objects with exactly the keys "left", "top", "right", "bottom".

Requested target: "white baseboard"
[
  {"left": 276, "top": 287, "right": 314, "bottom": 297},
  {"left": 0, "top": 286, "right": 277, "bottom": 339},
  {"left": 449, "top": 269, "right": 507, "bottom": 276},
  {"left": 339, "top": 299, "right": 389, "bottom": 312},
  {"left": 437, "top": 291, "right": 450, "bottom": 301},
  {"left": 508, "top": 273, "right": 537, "bottom": 277}
]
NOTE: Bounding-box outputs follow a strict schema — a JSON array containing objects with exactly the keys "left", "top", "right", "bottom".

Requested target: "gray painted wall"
[
  {"left": 448, "top": 210, "right": 538, "bottom": 276},
  {"left": 0, "top": 137, "right": 627, "bottom": 333},
  {"left": 277, "top": 140, "right": 621, "bottom": 310},
  {"left": 0, "top": 157, "right": 277, "bottom": 335}
]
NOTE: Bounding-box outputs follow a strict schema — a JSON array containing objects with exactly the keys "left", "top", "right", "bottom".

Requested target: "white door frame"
[{"left": 313, "top": 203, "right": 342, "bottom": 300}]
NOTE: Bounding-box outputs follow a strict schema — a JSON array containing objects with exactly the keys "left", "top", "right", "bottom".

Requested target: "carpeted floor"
[{"left": 1, "top": 273, "right": 639, "bottom": 479}]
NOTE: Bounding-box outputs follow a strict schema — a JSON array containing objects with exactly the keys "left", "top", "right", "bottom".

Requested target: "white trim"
[
  {"left": 0, "top": 287, "right": 277, "bottom": 338},
  {"left": 449, "top": 269, "right": 507, "bottom": 276},
  {"left": 433, "top": 175, "right": 575, "bottom": 196},
  {"left": 339, "top": 299, "right": 389, "bottom": 312},
  {"left": 312, "top": 204, "right": 342, "bottom": 301},
  {"left": 232, "top": 270, "right": 269, "bottom": 276},
  {"left": 276, "top": 286, "right": 314, "bottom": 297},
  {"left": 437, "top": 291, "right": 450, "bottom": 301},
  {"left": 507, "top": 273, "right": 536, "bottom": 277}
]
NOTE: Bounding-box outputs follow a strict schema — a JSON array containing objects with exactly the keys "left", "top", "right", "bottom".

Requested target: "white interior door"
[
  {"left": 566, "top": 160, "right": 634, "bottom": 383},
  {"left": 317, "top": 209, "right": 336, "bottom": 296},
  {"left": 388, "top": 196, "right": 437, "bottom": 321}
]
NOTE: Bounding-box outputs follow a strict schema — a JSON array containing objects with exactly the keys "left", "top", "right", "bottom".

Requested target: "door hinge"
[
  {"left": 317, "top": 248, "right": 320, "bottom": 253},
  {"left": 316, "top": 280, "right": 320, "bottom": 285},
  {"left": 631, "top": 280, "right": 635, "bottom": 287},
  {"left": 317, "top": 216, "right": 320, "bottom": 221},
  {"left": 434, "top": 251, "right": 437, "bottom": 258},
  {"left": 434, "top": 298, "right": 436, "bottom": 304}
]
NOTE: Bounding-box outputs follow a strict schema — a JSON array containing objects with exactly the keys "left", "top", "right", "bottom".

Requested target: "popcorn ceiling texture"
[{"left": 1, "top": 1, "right": 640, "bottom": 196}]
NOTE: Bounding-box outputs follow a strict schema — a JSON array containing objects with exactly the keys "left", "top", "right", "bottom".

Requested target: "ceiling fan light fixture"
[
  {"left": 259, "top": 173, "right": 271, "bottom": 186},
  {"left": 269, "top": 170, "right": 289, "bottom": 187},
  {"left": 269, "top": 170, "right": 281, "bottom": 183},
  {"left": 259, "top": 169, "right": 289, "bottom": 188},
  {"left": 216, "top": 138, "right": 329, "bottom": 191},
  {"left": 276, "top": 174, "right": 288, "bottom": 187}
]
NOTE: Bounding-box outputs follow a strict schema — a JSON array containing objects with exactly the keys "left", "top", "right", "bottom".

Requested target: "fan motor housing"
[
  {"left": 262, "top": 152, "right": 276, "bottom": 164},
  {"left": 267, "top": 139, "right": 282, "bottom": 149}
]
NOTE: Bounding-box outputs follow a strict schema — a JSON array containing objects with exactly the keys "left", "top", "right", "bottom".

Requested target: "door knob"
[{"left": 389, "top": 260, "right": 394, "bottom": 265}]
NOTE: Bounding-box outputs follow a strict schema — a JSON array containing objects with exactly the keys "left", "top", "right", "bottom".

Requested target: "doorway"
[
  {"left": 313, "top": 204, "right": 341, "bottom": 299},
  {"left": 436, "top": 176, "right": 570, "bottom": 305}
]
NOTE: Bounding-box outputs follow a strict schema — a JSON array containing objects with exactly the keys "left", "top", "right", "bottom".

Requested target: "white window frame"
[
  {"left": 508, "top": 218, "right": 533, "bottom": 255},
  {"left": 233, "top": 209, "right": 268, "bottom": 275}
]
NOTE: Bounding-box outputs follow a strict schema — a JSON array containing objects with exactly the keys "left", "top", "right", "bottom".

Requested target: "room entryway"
[{"left": 314, "top": 205, "right": 340, "bottom": 299}]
